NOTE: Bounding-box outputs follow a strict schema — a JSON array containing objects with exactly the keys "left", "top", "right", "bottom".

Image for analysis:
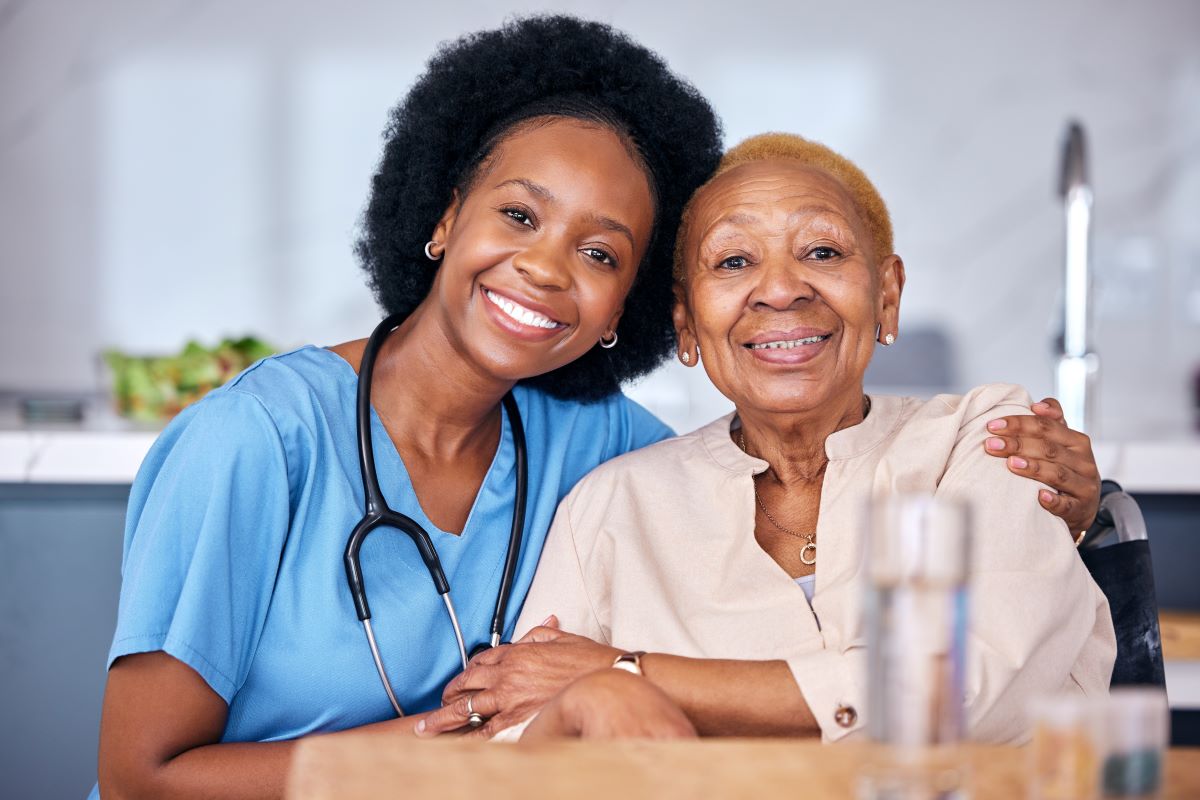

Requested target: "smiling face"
[
  {"left": 426, "top": 117, "right": 655, "bottom": 383},
  {"left": 674, "top": 159, "right": 904, "bottom": 417}
]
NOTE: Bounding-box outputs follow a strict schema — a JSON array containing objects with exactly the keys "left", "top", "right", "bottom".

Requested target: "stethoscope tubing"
[
  {"left": 491, "top": 387, "right": 528, "bottom": 648},
  {"left": 342, "top": 314, "right": 528, "bottom": 717}
]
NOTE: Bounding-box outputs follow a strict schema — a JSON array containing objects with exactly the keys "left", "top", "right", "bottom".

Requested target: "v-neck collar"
[
  {"left": 318, "top": 344, "right": 513, "bottom": 539},
  {"left": 367, "top": 404, "right": 510, "bottom": 539}
]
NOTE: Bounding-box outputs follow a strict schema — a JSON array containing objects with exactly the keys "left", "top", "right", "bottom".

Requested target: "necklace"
[
  {"left": 734, "top": 396, "right": 869, "bottom": 567},
  {"left": 739, "top": 431, "right": 818, "bottom": 566}
]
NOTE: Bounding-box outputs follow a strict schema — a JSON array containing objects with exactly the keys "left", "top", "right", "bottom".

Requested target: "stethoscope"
[{"left": 343, "top": 313, "right": 528, "bottom": 719}]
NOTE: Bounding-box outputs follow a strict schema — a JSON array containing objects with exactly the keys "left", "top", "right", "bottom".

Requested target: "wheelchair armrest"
[{"left": 1079, "top": 479, "right": 1149, "bottom": 550}]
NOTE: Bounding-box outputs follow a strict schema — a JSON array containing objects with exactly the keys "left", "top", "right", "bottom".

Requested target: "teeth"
[
  {"left": 485, "top": 289, "right": 561, "bottom": 329},
  {"left": 748, "top": 335, "right": 828, "bottom": 350}
]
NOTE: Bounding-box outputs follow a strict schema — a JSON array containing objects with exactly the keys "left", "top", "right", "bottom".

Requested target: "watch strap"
[{"left": 611, "top": 650, "right": 647, "bottom": 675}]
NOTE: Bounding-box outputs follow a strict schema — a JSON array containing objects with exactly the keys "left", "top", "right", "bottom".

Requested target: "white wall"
[{"left": 2, "top": 0, "right": 1198, "bottom": 439}]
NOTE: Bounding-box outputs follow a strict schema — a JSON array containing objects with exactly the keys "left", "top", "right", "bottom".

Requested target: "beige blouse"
[{"left": 513, "top": 384, "right": 1115, "bottom": 744}]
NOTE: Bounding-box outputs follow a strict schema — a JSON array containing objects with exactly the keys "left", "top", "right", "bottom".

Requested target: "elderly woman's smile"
[
  {"left": 744, "top": 326, "right": 833, "bottom": 362},
  {"left": 675, "top": 159, "right": 904, "bottom": 417}
]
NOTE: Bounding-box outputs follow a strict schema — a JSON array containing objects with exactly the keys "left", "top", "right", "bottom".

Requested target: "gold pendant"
[{"left": 800, "top": 541, "right": 817, "bottom": 565}]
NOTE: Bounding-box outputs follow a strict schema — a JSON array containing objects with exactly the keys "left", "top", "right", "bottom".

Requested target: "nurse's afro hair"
[{"left": 356, "top": 14, "right": 723, "bottom": 402}]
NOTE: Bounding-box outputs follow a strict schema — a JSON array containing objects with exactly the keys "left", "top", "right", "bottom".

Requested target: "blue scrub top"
[{"left": 102, "top": 345, "right": 672, "bottom": 743}]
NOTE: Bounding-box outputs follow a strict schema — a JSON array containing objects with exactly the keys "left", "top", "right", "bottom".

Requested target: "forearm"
[
  {"left": 638, "top": 654, "right": 818, "bottom": 737},
  {"left": 102, "top": 713, "right": 429, "bottom": 800},
  {"left": 113, "top": 739, "right": 294, "bottom": 800}
]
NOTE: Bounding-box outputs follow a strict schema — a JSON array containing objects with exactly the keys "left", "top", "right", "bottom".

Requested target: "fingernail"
[
  {"left": 1009, "top": 456, "right": 1028, "bottom": 469},
  {"left": 1032, "top": 402, "right": 1048, "bottom": 411},
  {"left": 541, "top": 615, "right": 554, "bottom": 626},
  {"left": 415, "top": 720, "right": 426, "bottom": 735},
  {"left": 985, "top": 437, "right": 1005, "bottom": 451},
  {"left": 987, "top": 419, "right": 1007, "bottom": 431},
  {"left": 1040, "top": 489, "right": 1055, "bottom": 503}
]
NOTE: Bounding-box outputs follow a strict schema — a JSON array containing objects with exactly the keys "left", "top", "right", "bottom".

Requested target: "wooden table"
[
  {"left": 1161, "top": 611, "right": 1200, "bottom": 661},
  {"left": 287, "top": 735, "right": 1200, "bottom": 799}
]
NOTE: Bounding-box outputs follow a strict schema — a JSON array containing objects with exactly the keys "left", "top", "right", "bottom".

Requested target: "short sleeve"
[{"left": 108, "top": 389, "right": 292, "bottom": 703}]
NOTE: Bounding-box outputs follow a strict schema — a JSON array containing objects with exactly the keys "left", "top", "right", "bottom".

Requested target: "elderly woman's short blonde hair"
[{"left": 673, "top": 133, "right": 894, "bottom": 280}]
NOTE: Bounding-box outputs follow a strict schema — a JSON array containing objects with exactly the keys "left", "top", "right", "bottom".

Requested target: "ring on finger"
[{"left": 466, "top": 693, "right": 486, "bottom": 728}]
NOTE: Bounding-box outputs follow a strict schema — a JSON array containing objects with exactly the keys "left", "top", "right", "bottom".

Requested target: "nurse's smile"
[{"left": 480, "top": 285, "right": 568, "bottom": 342}]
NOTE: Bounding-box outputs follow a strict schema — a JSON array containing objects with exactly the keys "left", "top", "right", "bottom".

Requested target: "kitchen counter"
[
  {"left": 0, "top": 400, "right": 159, "bottom": 483},
  {"left": 0, "top": 429, "right": 158, "bottom": 483},
  {"left": 2, "top": 404, "right": 1198, "bottom": 489},
  {"left": 1093, "top": 441, "right": 1200, "bottom": 495}
]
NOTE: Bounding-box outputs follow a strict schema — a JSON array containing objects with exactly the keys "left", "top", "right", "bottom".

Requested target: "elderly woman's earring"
[
  {"left": 600, "top": 331, "right": 619, "bottom": 349},
  {"left": 884, "top": 332, "right": 896, "bottom": 346},
  {"left": 424, "top": 241, "right": 442, "bottom": 261},
  {"left": 680, "top": 350, "right": 691, "bottom": 364}
]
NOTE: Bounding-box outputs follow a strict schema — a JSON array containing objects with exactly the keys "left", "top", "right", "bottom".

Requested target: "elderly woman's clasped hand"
[
  {"left": 519, "top": 669, "right": 697, "bottom": 741},
  {"left": 416, "top": 616, "right": 622, "bottom": 739}
]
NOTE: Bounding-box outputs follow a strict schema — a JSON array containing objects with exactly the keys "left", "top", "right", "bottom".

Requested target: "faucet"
[{"left": 1055, "top": 121, "right": 1099, "bottom": 434}]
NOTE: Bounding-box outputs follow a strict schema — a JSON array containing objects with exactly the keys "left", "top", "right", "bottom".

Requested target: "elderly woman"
[{"left": 420, "top": 133, "right": 1115, "bottom": 744}]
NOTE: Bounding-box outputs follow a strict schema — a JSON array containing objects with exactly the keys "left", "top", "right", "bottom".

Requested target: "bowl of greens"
[{"left": 103, "top": 336, "right": 276, "bottom": 422}]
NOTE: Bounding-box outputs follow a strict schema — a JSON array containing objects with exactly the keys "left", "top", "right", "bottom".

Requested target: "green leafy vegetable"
[{"left": 104, "top": 336, "right": 276, "bottom": 421}]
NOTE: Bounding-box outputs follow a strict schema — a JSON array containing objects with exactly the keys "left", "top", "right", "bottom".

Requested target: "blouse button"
[{"left": 833, "top": 705, "right": 858, "bottom": 728}]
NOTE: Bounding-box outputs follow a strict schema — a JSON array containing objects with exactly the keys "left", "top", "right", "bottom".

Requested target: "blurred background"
[
  {"left": 2, "top": 1, "right": 1199, "bottom": 796},
  {"left": 2, "top": 0, "right": 1199, "bottom": 435}
]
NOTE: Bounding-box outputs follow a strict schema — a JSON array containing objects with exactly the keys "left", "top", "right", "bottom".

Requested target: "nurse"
[{"left": 94, "top": 15, "right": 722, "bottom": 798}]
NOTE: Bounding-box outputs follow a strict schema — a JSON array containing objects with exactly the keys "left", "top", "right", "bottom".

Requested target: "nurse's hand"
[
  {"left": 521, "top": 670, "right": 696, "bottom": 741},
  {"left": 983, "top": 396, "right": 1100, "bottom": 535},
  {"left": 416, "top": 618, "right": 620, "bottom": 740}
]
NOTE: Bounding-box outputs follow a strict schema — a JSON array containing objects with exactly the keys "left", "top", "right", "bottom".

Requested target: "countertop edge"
[{"left": 1, "top": 431, "right": 1199, "bottom": 492}]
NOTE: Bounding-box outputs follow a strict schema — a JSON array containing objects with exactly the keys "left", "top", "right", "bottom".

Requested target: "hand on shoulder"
[{"left": 981, "top": 395, "right": 1100, "bottom": 534}]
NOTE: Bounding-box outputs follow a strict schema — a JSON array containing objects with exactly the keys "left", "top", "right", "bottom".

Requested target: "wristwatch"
[{"left": 611, "top": 650, "right": 647, "bottom": 676}]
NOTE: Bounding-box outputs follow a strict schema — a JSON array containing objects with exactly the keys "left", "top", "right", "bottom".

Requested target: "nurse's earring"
[
  {"left": 424, "top": 241, "right": 442, "bottom": 261},
  {"left": 600, "top": 331, "right": 619, "bottom": 349},
  {"left": 882, "top": 332, "right": 896, "bottom": 346},
  {"left": 679, "top": 345, "right": 698, "bottom": 366}
]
